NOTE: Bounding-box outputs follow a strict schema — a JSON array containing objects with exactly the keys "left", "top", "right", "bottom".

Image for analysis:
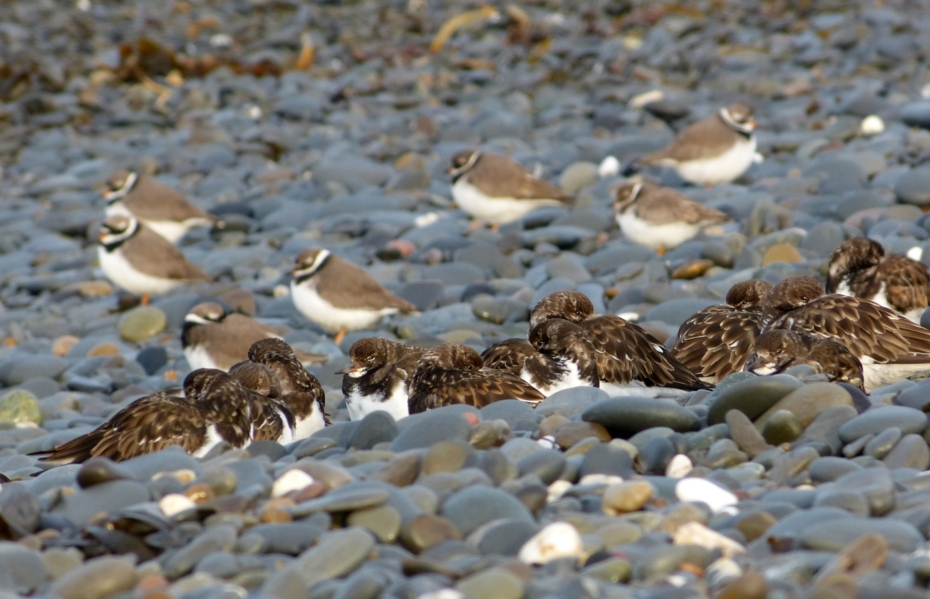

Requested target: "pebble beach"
[{"left": 4, "top": 1, "right": 930, "bottom": 598}]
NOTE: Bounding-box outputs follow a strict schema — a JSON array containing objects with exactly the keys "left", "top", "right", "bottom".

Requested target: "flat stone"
[
  {"left": 0, "top": 353, "right": 69, "bottom": 386},
  {"left": 799, "top": 518, "right": 923, "bottom": 553},
  {"left": 50, "top": 480, "right": 150, "bottom": 526},
  {"left": 118, "top": 306, "right": 167, "bottom": 342},
  {"left": 0, "top": 543, "right": 46, "bottom": 593},
  {"left": 603, "top": 480, "right": 654, "bottom": 514},
  {"left": 456, "top": 567, "right": 524, "bottom": 599},
  {"left": 390, "top": 408, "right": 473, "bottom": 452},
  {"left": 440, "top": 485, "right": 533, "bottom": 536},
  {"left": 48, "top": 555, "right": 136, "bottom": 599},
  {"left": 895, "top": 167, "right": 930, "bottom": 206},
  {"left": 754, "top": 382, "right": 852, "bottom": 431},
  {"left": 725, "top": 410, "right": 771, "bottom": 458},
  {"left": 265, "top": 527, "right": 375, "bottom": 589},
  {"left": 399, "top": 514, "right": 462, "bottom": 553},
  {"left": 0, "top": 389, "right": 42, "bottom": 426},
  {"left": 346, "top": 505, "right": 401, "bottom": 542},
  {"left": 347, "top": 411, "right": 398, "bottom": 450},
  {"left": 286, "top": 486, "right": 390, "bottom": 517},
  {"left": 839, "top": 406, "right": 928, "bottom": 443},
  {"left": 762, "top": 242, "right": 803, "bottom": 265},
  {"left": 707, "top": 375, "right": 804, "bottom": 425},
  {"left": 582, "top": 396, "right": 701, "bottom": 437},
  {"left": 883, "top": 434, "right": 930, "bottom": 470},
  {"left": 537, "top": 387, "right": 609, "bottom": 419}
]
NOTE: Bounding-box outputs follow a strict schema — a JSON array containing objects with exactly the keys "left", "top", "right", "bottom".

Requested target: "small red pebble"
[
  {"left": 385, "top": 239, "right": 416, "bottom": 258},
  {"left": 463, "top": 412, "right": 480, "bottom": 426}
]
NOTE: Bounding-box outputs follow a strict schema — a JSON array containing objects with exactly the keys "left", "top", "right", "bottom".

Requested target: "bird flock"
[{"left": 58, "top": 100, "right": 930, "bottom": 462}]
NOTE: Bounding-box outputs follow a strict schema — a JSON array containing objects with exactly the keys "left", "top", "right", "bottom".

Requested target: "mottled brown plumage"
[
  {"left": 339, "top": 337, "right": 425, "bottom": 421},
  {"left": 104, "top": 170, "right": 217, "bottom": 234},
  {"left": 248, "top": 338, "right": 329, "bottom": 434},
  {"left": 530, "top": 291, "right": 710, "bottom": 390},
  {"left": 34, "top": 370, "right": 252, "bottom": 464},
  {"left": 229, "top": 361, "right": 295, "bottom": 443},
  {"left": 614, "top": 181, "right": 730, "bottom": 227},
  {"left": 826, "top": 237, "right": 930, "bottom": 322},
  {"left": 671, "top": 280, "right": 773, "bottom": 382},
  {"left": 745, "top": 329, "right": 865, "bottom": 391},
  {"left": 408, "top": 343, "right": 544, "bottom": 413}
]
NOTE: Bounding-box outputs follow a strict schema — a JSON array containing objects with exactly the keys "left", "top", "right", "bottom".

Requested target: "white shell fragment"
[
  {"left": 159, "top": 493, "right": 196, "bottom": 517},
  {"left": 598, "top": 156, "right": 621, "bottom": 178},
  {"left": 675, "top": 478, "right": 738, "bottom": 513},
  {"left": 518, "top": 521, "right": 584, "bottom": 564},
  {"left": 272, "top": 469, "right": 315, "bottom": 498},
  {"left": 860, "top": 115, "right": 885, "bottom": 135},
  {"left": 673, "top": 522, "right": 745, "bottom": 558},
  {"left": 665, "top": 454, "right": 693, "bottom": 478}
]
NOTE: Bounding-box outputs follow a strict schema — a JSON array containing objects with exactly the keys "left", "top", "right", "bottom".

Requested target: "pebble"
[
  {"left": 0, "top": 389, "right": 42, "bottom": 426},
  {"left": 118, "top": 306, "right": 167, "bottom": 342},
  {"left": 440, "top": 486, "right": 533, "bottom": 536},
  {"left": 706, "top": 375, "right": 803, "bottom": 425},
  {"left": 838, "top": 406, "right": 928, "bottom": 443},
  {"left": 676, "top": 478, "right": 738, "bottom": 513},
  {"left": 581, "top": 396, "right": 701, "bottom": 437},
  {"left": 48, "top": 555, "right": 136, "bottom": 599},
  {"left": 673, "top": 522, "right": 745, "bottom": 558},
  {"left": 517, "top": 522, "right": 583, "bottom": 564},
  {"left": 602, "top": 480, "right": 653, "bottom": 514}
]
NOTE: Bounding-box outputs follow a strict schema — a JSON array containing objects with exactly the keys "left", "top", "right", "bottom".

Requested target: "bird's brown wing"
[
  {"left": 672, "top": 306, "right": 762, "bottom": 382},
  {"left": 643, "top": 116, "right": 742, "bottom": 163},
  {"left": 636, "top": 187, "right": 730, "bottom": 226},
  {"left": 581, "top": 315, "right": 710, "bottom": 390},
  {"left": 125, "top": 226, "right": 213, "bottom": 282},
  {"left": 408, "top": 370, "right": 543, "bottom": 413},
  {"left": 476, "top": 155, "right": 572, "bottom": 202},
  {"left": 36, "top": 390, "right": 204, "bottom": 463},
  {"left": 771, "top": 295, "right": 930, "bottom": 362},
  {"left": 480, "top": 339, "right": 535, "bottom": 376},
  {"left": 881, "top": 255, "right": 930, "bottom": 315}
]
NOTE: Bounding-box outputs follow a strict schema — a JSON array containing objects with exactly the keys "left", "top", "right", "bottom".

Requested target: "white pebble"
[
  {"left": 628, "top": 89, "right": 664, "bottom": 109},
  {"left": 597, "top": 156, "right": 621, "bottom": 178},
  {"left": 705, "top": 557, "right": 744, "bottom": 589},
  {"left": 246, "top": 105, "right": 262, "bottom": 120},
  {"left": 665, "top": 454, "right": 693, "bottom": 478},
  {"left": 536, "top": 435, "right": 557, "bottom": 449},
  {"left": 547, "top": 480, "right": 572, "bottom": 503},
  {"left": 417, "top": 591, "right": 464, "bottom": 599},
  {"left": 159, "top": 493, "right": 196, "bottom": 517},
  {"left": 518, "top": 522, "right": 583, "bottom": 564},
  {"left": 860, "top": 115, "right": 885, "bottom": 135},
  {"left": 908, "top": 246, "right": 924, "bottom": 262},
  {"left": 578, "top": 473, "right": 623, "bottom": 486},
  {"left": 673, "top": 522, "right": 745, "bottom": 558},
  {"left": 415, "top": 212, "right": 441, "bottom": 228},
  {"left": 752, "top": 151, "right": 765, "bottom": 164},
  {"left": 273, "top": 284, "right": 290, "bottom": 299},
  {"left": 272, "top": 469, "right": 314, "bottom": 498},
  {"left": 675, "top": 478, "right": 738, "bottom": 513}
]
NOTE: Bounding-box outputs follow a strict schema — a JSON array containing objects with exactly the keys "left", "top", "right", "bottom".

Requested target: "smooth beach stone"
[
  {"left": 422, "top": 441, "right": 475, "bottom": 475},
  {"left": 725, "top": 410, "right": 771, "bottom": 458},
  {"left": 761, "top": 410, "right": 804, "bottom": 445},
  {"left": 118, "top": 306, "right": 167, "bottom": 342},
  {"left": 50, "top": 480, "right": 150, "bottom": 526},
  {"left": 809, "top": 457, "right": 862, "bottom": 483},
  {"left": 581, "top": 397, "right": 701, "bottom": 438},
  {"left": 517, "top": 449, "right": 566, "bottom": 485},
  {"left": 0, "top": 389, "right": 42, "bottom": 426},
  {"left": 47, "top": 555, "right": 136, "bottom": 599},
  {"left": 864, "top": 427, "right": 902, "bottom": 460},
  {"left": 0, "top": 543, "right": 47, "bottom": 593},
  {"left": 578, "top": 442, "right": 633, "bottom": 478},
  {"left": 248, "top": 523, "right": 323, "bottom": 555},
  {"left": 346, "top": 505, "right": 402, "bottom": 542},
  {"left": 536, "top": 387, "right": 609, "bottom": 419},
  {"left": 824, "top": 467, "right": 895, "bottom": 516},
  {"left": 389, "top": 409, "right": 473, "bottom": 452},
  {"left": 399, "top": 514, "right": 463, "bottom": 552},
  {"left": 883, "top": 434, "right": 930, "bottom": 471},
  {"left": 0, "top": 353, "right": 69, "bottom": 386},
  {"left": 347, "top": 411, "right": 399, "bottom": 450},
  {"left": 838, "top": 406, "right": 928, "bottom": 443},
  {"left": 470, "top": 518, "right": 539, "bottom": 557},
  {"left": 456, "top": 567, "right": 524, "bottom": 599},
  {"left": 163, "top": 523, "right": 238, "bottom": 578},
  {"left": 799, "top": 518, "right": 923, "bottom": 553},
  {"left": 706, "top": 375, "right": 803, "bottom": 425},
  {"left": 286, "top": 485, "right": 390, "bottom": 517},
  {"left": 602, "top": 480, "right": 654, "bottom": 515},
  {"left": 440, "top": 485, "right": 533, "bottom": 536},
  {"left": 263, "top": 527, "right": 375, "bottom": 590},
  {"left": 812, "top": 490, "right": 870, "bottom": 516},
  {"left": 753, "top": 383, "right": 852, "bottom": 430}
]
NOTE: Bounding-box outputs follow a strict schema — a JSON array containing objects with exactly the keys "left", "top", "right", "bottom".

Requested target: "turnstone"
[
  {"left": 671, "top": 279, "right": 773, "bottom": 383},
  {"left": 182, "top": 302, "right": 326, "bottom": 371},
  {"left": 482, "top": 319, "right": 599, "bottom": 396},
  {"left": 448, "top": 149, "right": 572, "bottom": 225},
  {"left": 228, "top": 361, "right": 296, "bottom": 444},
  {"left": 745, "top": 329, "right": 865, "bottom": 391},
  {"left": 98, "top": 215, "right": 212, "bottom": 301},
  {"left": 104, "top": 170, "right": 219, "bottom": 243},
  {"left": 290, "top": 248, "right": 418, "bottom": 344},
  {"left": 247, "top": 338, "right": 329, "bottom": 438},
  {"left": 530, "top": 291, "right": 710, "bottom": 395},
  {"left": 338, "top": 337, "right": 425, "bottom": 421},
  {"left": 826, "top": 237, "right": 930, "bottom": 323},
  {"left": 34, "top": 369, "right": 252, "bottom": 463},
  {"left": 612, "top": 180, "right": 730, "bottom": 254},
  {"left": 762, "top": 275, "right": 930, "bottom": 391},
  {"left": 408, "top": 343, "right": 544, "bottom": 413},
  {"left": 641, "top": 101, "right": 757, "bottom": 186}
]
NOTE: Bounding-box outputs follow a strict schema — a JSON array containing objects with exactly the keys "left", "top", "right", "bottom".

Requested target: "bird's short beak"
[
  {"left": 748, "top": 119, "right": 758, "bottom": 129},
  {"left": 335, "top": 364, "right": 363, "bottom": 375}
]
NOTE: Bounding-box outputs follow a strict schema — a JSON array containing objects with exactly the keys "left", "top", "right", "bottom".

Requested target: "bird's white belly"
[
  {"left": 617, "top": 211, "right": 700, "bottom": 251},
  {"left": 184, "top": 345, "right": 221, "bottom": 371},
  {"left": 864, "top": 363, "right": 930, "bottom": 392},
  {"left": 193, "top": 424, "right": 223, "bottom": 457},
  {"left": 346, "top": 384, "right": 409, "bottom": 421},
  {"left": 521, "top": 361, "right": 590, "bottom": 396},
  {"left": 98, "top": 246, "right": 181, "bottom": 296},
  {"left": 291, "top": 281, "right": 391, "bottom": 334},
  {"left": 452, "top": 179, "right": 561, "bottom": 224},
  {"left": 672, "top": 136, "right": 757, "bottom": 185},
  {"left": 294, "top": 405, "right": 327, "bottom": 440},
  {"left": 275, "top": 407, "right": 295, "bottom": 445},
  {"left": 600, "top": 381, "right": 686, "bottom": 398}
]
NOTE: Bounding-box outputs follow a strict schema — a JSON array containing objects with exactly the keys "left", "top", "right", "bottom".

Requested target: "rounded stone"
[
  {"left": 422, "top": 441, "right": 474, "bottom": 475},
  {"left": 118, "top": 306, "right": 167, "bottom": 342},
  {"left": 762, "top": 242, "right": 803, "bottom": 265},
  {"left": 799, "top": 518, "right": 923, "bottom": 553},
  {"left": 839, "top": 406, "right": 928, "bottom": 443},
  {"left": 581, "top": 397, "right": 701, "bottom": 438},
  {"left": 390, "top": 409, "right": 473, "bottom": 452},
  {"left": 559, "top": 161, "right": 599, "bottom": 194},
  {"left": 882, "top": 434, "right": 930, "bottom": 470},
  {"left": 0, "top": 543, "right": 47, "bottom": 593},
  {"left": 76, "top": 457, "right": 132, "bottom": 488},
  {"left": 440, "top": 485, "right": 533, "bottom": 536},
  {"left": 753, "top": 382, "right": 852, "bottom": 431},
  {"left": 707, "top": 375, "right": 803, "bottom": 425},
  {"left": 346, "top": 505, "right": 401, "bottom": 542},
  {"left": 516, "top": 449, "right": 566, "bottom": 485},
  {"left": 896, "top": 168, "right": 930, "bottom": 206},
  {"left": 456, "top": 567, "right": 524, "bottom": 599},
  {"left": 603, "top": 481, "right": 654, "bottom": 515},
  {"left": 399, "top": 514, "right": 462, "bottom": 552},
  {"left": 761, "top": 410, "right": 804, "bottom": 445},
  {"left": 734, "top": 512, "right": 776, "bottom": 542},
  {"left": 0, "top": 390, "right": 42, "bottom": 426},
  {"left": 348, "top": 411, "right": 399, "bottom": 450},
  {"left": 554, "top": 421, "right": 611, "bottom": 448},
  {"left": 48, "top": 555, "right": 136, "bottom": 599}
]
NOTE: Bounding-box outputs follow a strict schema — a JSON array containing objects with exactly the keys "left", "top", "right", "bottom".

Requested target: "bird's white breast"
[
  {"left": 672, "top": 135, "right": 757, "bottom": 186},
  {"left": 290, "top": 279, "right": 393, "bottom": 334},
  {"left": 98, "top": 246, "right": 182, "bottom": 296},
  {"left": 452, "top": 179, "right": 561, "bottom": 225}
]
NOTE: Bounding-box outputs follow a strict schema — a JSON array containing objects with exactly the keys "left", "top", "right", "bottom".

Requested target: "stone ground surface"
[{"left": 3, "top": 0, "right": 930, "bottom": 598}]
